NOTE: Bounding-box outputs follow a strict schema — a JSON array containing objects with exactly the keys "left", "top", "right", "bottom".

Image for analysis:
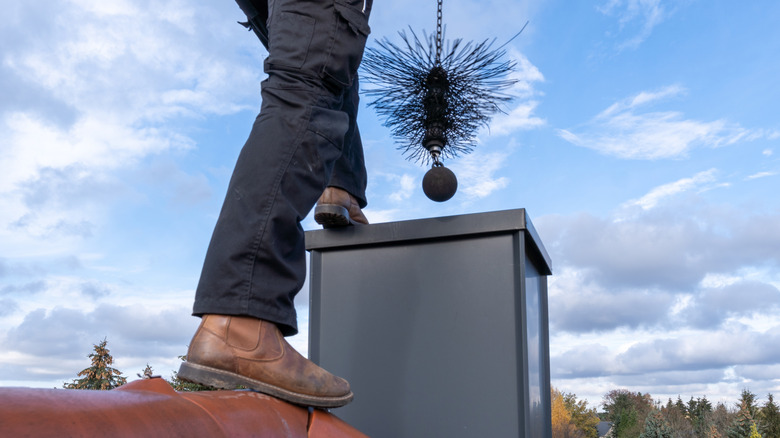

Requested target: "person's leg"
[
  {"left": 314, "top": 75, "right": 370, "bottom": 227},
  {"left": 182, "top": 0, "right": 372, "bottom": 407},
  {"left": 194, "top": 0, "right": 371, "bottom": 335},
  {"left": 236, "top": 0, "right": 370, "bottom": 227},
  {"left": 328, "top": 76, "right": 367, "bottom": 207}
]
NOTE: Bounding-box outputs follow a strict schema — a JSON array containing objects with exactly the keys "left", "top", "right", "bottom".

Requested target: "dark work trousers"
[{"left": 193, "top": 0, "right": 372, "bottom": 336}]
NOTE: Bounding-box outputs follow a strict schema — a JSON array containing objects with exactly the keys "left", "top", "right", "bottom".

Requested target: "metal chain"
[{"left": 435, "top": 0, "right": 443, "bottom": 64}]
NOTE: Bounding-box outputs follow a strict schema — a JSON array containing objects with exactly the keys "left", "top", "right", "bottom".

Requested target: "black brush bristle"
[{"left": 361, "top": 29, "right": 518, "bottom": 164}]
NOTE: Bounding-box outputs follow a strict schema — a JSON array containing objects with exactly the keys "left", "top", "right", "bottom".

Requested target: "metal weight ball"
[{"left": 422, "top": 164, "right": 457, "bottom": 202}]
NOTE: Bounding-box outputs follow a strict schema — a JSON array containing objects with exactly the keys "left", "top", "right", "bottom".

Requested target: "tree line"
[{"left": 553, "top": 386, "right": 779, "bottom": 438}]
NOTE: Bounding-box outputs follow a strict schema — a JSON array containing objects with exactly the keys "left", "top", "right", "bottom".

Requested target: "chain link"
[{"left": 436, "top": 0, "right": 443, "bottom": 64}]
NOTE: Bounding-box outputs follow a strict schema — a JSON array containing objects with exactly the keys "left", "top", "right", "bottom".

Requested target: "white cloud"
[
  {"left": 0, "top": 272, "right": 200, "bottom": 385},
  {"left": 1, "top": 113, "right": 191, "bottom": 191},
  {"left": 618, "top": 325, "right": 780, "bottom": 374},
  {"left": 628, "top": 84, "right": 683, "bottom": 107},
  {"left": 485, "top": 51, "right": 546, "bottom": 136},
  {"left": 559, "top": 86, "right": 759, "bottom": 159},
  {"left": 363, "top": 208, "right": 404, "bottom": 224},
  {"left": 537, "top": 173, "right": 780, "bottom": 334},
  {"left": 0, "top": 110, "right": 193, "bottom": 246},
  {"left": 507, "top": 50, "right": 545, "bottom": 99},
  {"left": 679, "top": 281, "right": 780, "bottom": 329},
  {"left": 745, "top": 171, "right": 777, "bottom": 180},
  {"left": 451, "top": 151, "right": 510, "bottom": 200},
  {"left": 598, "top": 0, "right": 671, "bottom": 50},
  {"left": 547, "top": 266, "right": 674, "bottom": 333},
  {"left": 552, "top": 324, "right": 780, "bottom": 384},
  {"left": 620, "top": 169, "right": 718, "bottom": 212},
  {"left": 542, "top": 206, "right": 780, "bottom": 294},
  {"left": 0, "top": 0, "right": 261, "bottom": 263},
  {"left": 389, "top": 174, "right": 416, "bottom": 202},
  {"left": 563, "top": 113, "right": 735, "bottom": 159},
  {"left": 489, "top": 101, "right": 545, "bottom": 136},
  {"left": 2, "top": 302, "right": 195, "bottom": 380},
  {"left": 1, "top": 0, "right": 260, "bottom": 175},
  {"left": 599, "top": 84, "right": 686, "bottom": 118},
  {"left": 699, "top": 273, "right": 741, "bottom": 289},
  {"left": 5, "top": 2, "right": 258, "bottom": 118}
]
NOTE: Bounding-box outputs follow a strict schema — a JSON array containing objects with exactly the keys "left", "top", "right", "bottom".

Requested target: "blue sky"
[{"left": 1, "top": 0, "right": 779, "bottom": 409}]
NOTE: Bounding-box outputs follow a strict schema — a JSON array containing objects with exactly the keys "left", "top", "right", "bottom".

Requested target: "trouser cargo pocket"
[{"left": 321, "top": 0, "right": 371, "bottom": 88}]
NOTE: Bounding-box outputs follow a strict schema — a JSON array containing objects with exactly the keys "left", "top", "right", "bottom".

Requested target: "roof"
[{"left": 597, "top": 421, "right": 613, "bottom": 437}]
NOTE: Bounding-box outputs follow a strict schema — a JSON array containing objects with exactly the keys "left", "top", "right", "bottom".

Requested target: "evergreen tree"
[
  {"left": 676, "top": 396, "right": 689, "bottom": 417},
  {"left": 749, "top": 423, "right": 763, "bottom": 438},
  {"left": 606, "top": 392, "right": 637, "bottom": 438},
  {"left": 640, "top": 410, "right": 674, "bottom": 438},
  {"left": 740, "top": 390, "right": 760, "bottom": 420},
  {"left": 64, "top": 338, "right": 126, "bottom": 390},
  {"left": 137, "top": 363, "right": 156, "bottom": 379},
  {"left": 729, "top": 401, "right": 759, "bottom": 438},
  {"left": 760, "top": 394, "right": 780, "bottom": 438},
  {"left": 689, "top": 396, "right": 714, "bottom": 437},
  {"left": 603, "top": 390, "right": 653, "bottom": 438}
]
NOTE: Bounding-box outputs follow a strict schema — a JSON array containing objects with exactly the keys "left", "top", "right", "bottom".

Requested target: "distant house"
[{"left": 597, "top": 421, "right": 613, "bottom": 437}]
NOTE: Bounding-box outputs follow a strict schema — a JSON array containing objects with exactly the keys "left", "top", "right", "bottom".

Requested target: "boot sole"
[
  {"left": 314, "top": 204, "right": 354, "bottom": 228},
  {"left": 177, "top": 361, "right": 354, "bottom": 408}
]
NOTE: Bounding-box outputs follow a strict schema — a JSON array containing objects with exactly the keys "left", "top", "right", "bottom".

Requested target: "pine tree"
[
  {"left": 137, "top": 363, "right": 156, "bottom": 379},
  {"left": 760, "top": 394, "right": 780, "bottom": 438},
  {"left": 740, "top": 390, "right": 760, "bottom": 420},
  {"left": 730, "top": 401, "right": 759, "bottom": 438},
  {"left": 676, "top": 396, "right": 689, "bottom": 417},
  {"left": 640, "top": 410, "right": 673, "bottom": 438},
  {"left": 689, "top": 396, "right": 714, "bottom": 437},
  {"left": 64, "top": 338, "right": 127, "bottom": 390},
  {"left": 749, "top": 423, "right": 763, "bottom": 438}
]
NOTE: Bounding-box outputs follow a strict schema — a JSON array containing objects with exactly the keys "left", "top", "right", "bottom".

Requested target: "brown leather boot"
[
  {"left": 314, "top": 187, "right": 368, "bottom": 228},
  {"left": 178, "top": 315, "right": 353, "bottom": 408}
]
